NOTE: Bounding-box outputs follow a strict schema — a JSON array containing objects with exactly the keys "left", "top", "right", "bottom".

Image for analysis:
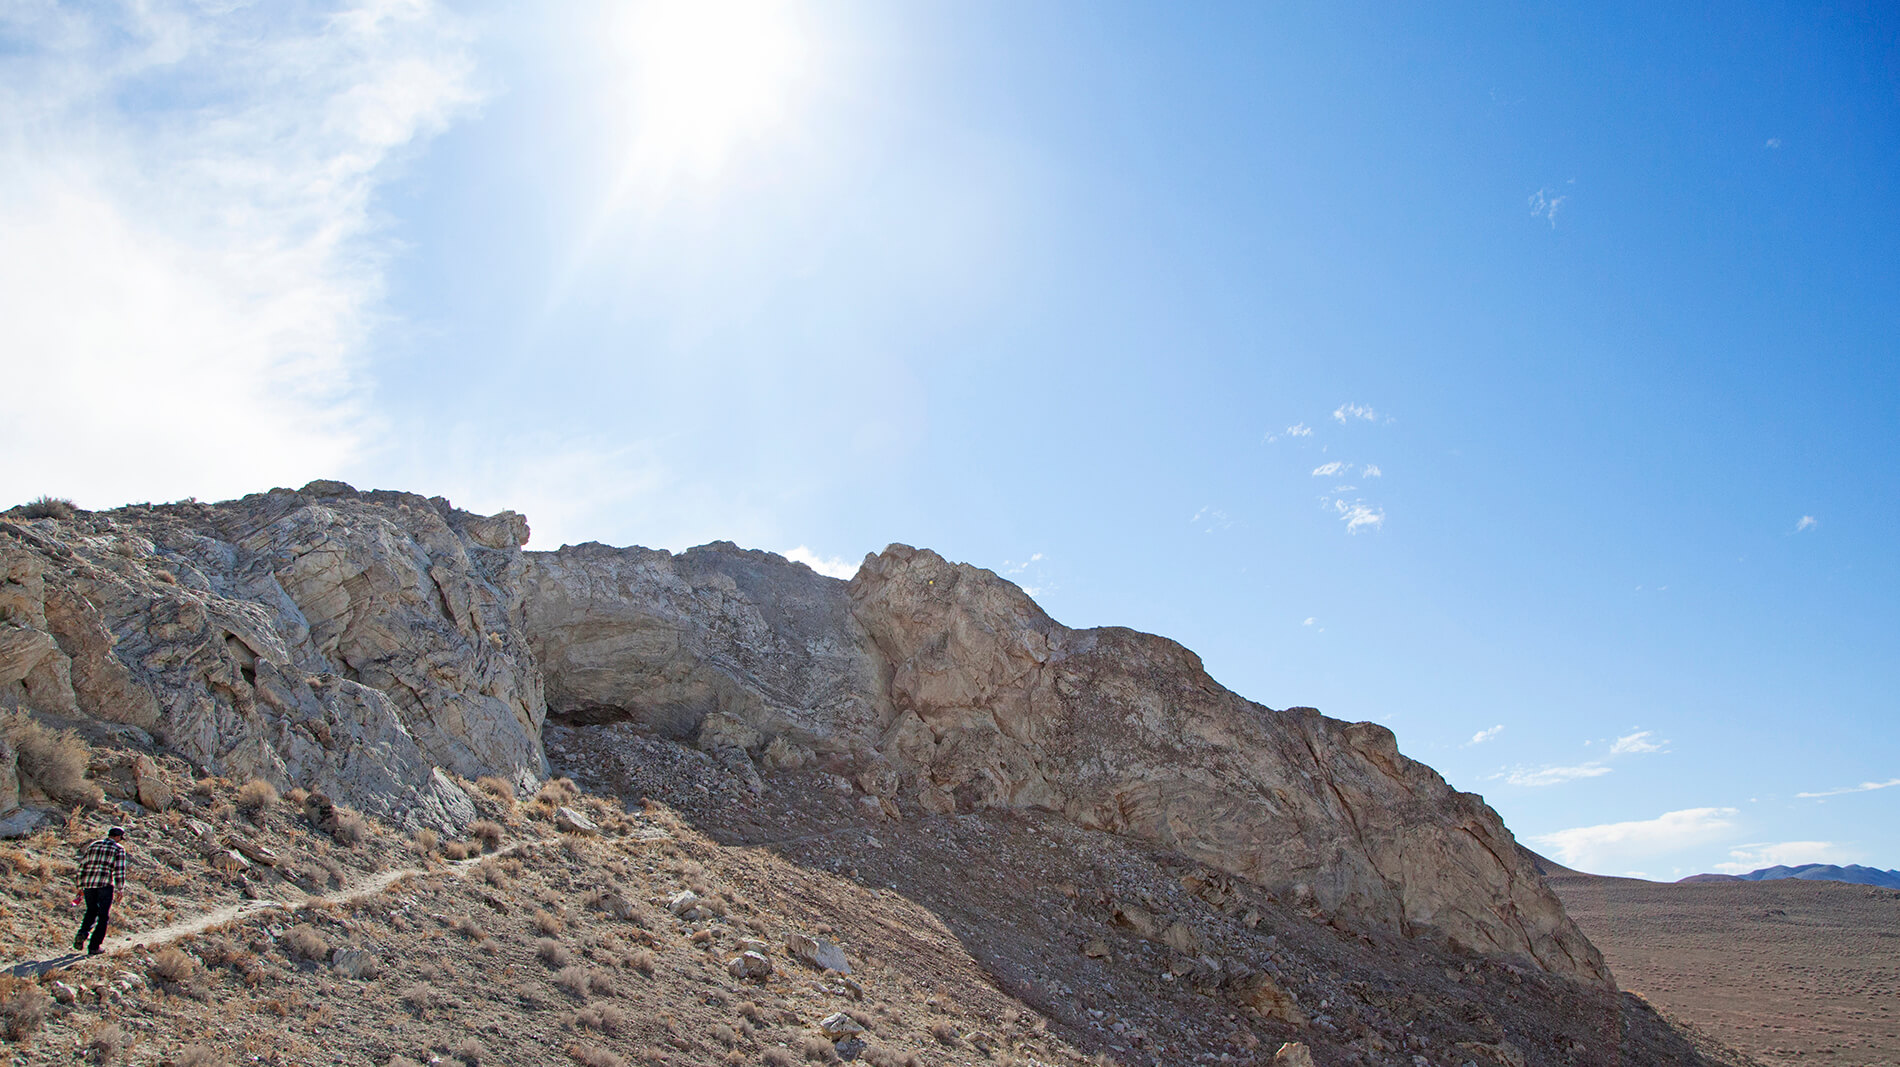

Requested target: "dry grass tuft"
[
  {"left": 175, "top": 1046, "right": 224, "bottom": 1067},
  {"left": 149, "top": 946, "right": 200, "bottom": 984},
  {"left": 553, "top": 965, "right": 594, "bottom": 998},
  {"left": 537, "top": 938, "right": 573, "bottom": 967},
  {"left": 0, "top": 974, "right": 49, "bottom": 1039},
  {"left": 627, "top": 948, "right": 655, "bottom": 976},
  {"left": 442, "top": 840, "right": 474, "bottom": 861},
  {"left": 235, "top": 779, "right": 279, "bottom": 812},
  {"left": 86, "top": 1022, "right": 127, "bottom": 1064},
  {"left": 451, "top": 915, "right": 486, "bottom": 941},
  {"left": 16, "top": 495, "right": 77, "bottom": 521},
  {"left": 860, "top": 1050, "right": 920, "bottom": 1067},
  {"left": 475, "top": 775, "right": 516, "bottom": 806},
  {"left": 570, "top": 1045, "right": 625, "bottom": 1067},
  {"left": 452, "top": 1037, "right": 487, "bottom": 1065},
  {"left": 929, "top": 1021, "right": 962, "bottom": 1046},
  {"left": 574, "top": 1003, "right": 627, "bottom": 1035},
  {"left": 469, "top": 819, "right": 504, "bottom": 851},
  {"left": 763, "top": 1049, "right": 797, "bottom": 1067},
  {"left": 413, "top": 828, "right": 439, "bottom": 854},
  {"left": 798, "top": 1036, "right": 840, "bottom": 1063},
  {"left": 4, "top": 713, "right": 100, "bottom": 805},
  {"left": 332, "top": 810, "right": 367, "bottom": 846},
  {"left": 533, "top": 908, "right": 565, "bottom": 936},
  {"left": 283, "top": 924, "right": 330, "bottom": 961}
]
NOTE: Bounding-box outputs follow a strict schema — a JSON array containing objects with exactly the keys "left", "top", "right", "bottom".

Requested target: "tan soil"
[{"left": 1547, "top": 870, "right": 1900, "bottom": 1066}]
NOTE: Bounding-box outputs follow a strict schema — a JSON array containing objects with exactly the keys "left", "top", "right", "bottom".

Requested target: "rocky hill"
[
  {"left": 0, "top": 481, "right": 1763, "bottom": 1066},
  {"left": 1679, "top": 864, "right": 1900, "bottom": 890}
]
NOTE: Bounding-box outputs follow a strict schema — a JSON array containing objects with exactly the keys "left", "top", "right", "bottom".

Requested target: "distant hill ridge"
[{"left": 1680, "top": 863, "right": 1900, "bottom": 889}]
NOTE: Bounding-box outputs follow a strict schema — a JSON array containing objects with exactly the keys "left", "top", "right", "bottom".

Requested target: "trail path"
[{"left": 5, "top": 838, "right": 557, "bottom": 979}]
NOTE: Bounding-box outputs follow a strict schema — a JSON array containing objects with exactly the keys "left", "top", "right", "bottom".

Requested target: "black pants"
[{"left": 75, "top": 886, "right": 114, "bottom": 952}]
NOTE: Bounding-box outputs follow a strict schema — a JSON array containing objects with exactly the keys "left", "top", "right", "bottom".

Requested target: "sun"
[{"left": 610, "top": 0, "right": 810, "bottom": 187}]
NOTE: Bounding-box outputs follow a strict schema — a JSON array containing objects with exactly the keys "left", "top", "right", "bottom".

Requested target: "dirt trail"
[{"left": 6, "top": 838, "right": 560, "bottom": 979}]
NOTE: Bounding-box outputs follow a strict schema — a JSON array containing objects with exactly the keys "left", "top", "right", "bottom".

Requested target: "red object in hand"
[{"left": 69, "top": 895, "right": 82, "bottom": 907}]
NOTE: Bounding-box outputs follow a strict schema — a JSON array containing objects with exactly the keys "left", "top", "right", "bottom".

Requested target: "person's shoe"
[
  {"left": 72, "top": 933, "right": 84, "bottom": 951},
  {"left": 87, "top": 947, "right": 102, "bottom": 956}
]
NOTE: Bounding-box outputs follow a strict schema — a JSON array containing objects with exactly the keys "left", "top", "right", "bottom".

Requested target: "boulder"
[
  {"left": 784, "top": 931, "right": 851, "bottom": 974},
  {"left": 728, "top": 952, "right": 771, "bottom": 980},
  {"left": 554, "top": 806, "right": 598, "bottom": 835},
  {"left": 1273, "top": 1043, "right": 1316, "bottom": 1067},
  {"left": 819, "top": 1012, "right": 866, "bottom": 1039}
]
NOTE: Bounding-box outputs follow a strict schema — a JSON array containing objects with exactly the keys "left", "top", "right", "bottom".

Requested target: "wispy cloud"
[
  {"left": 1796, "top": 777, "right": 1900, "bottom": 799},
  {"left": 783, "top": 546, "right": 859, "bottom": 580},
  {"left": 1712, "top": 840, "right": 1856, "bottom": 874},
  {"left": 1333, "top": 499, "right": 1384, "bottom": 534},
  {"left": 1332, "top": 402, "right": 1379, "bottom": 425},
  {"left": 1361, "top": 464, "right": 1382, "bottom": 478},
  {"left": 1795, "top": 515, "right": 1818, "bottom": 532},
  {"left": 1301, "top": 617, "right": 1317, "bottom": 627},
  {"left": 1502, "top": 762, "right": 1611, "bottom": 787},
  {"left": 1611, "top": 730, "right": 1667, "bottom": 755},
  {"left": 0, "top": 0, "right": 479, "bottom": 509},
  {"left": 1532, "top": 807, "right": 1739, "bottom": 872},
  {"left": 1764, "top": 138, "right": 1783, "bottom": 150},
  {"left": 1529, "top": 186, "right": 1567, "bottom": 227},
  {"left": 1190, "top": 507, "right": 1233, "bottom": 532},
  {"left": 1467, "top": 724, "right": 1505, "bottom": 746},
  {"left": 1311, "top": 461, "right": 1349, "bottom": 478}
]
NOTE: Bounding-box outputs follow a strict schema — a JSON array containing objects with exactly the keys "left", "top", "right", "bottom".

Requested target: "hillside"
[
  {"left": 1679, "top": 864, "right": 1900, "bottom": 890},
  {"left": 0, "top": 483, "right": 1765, "bottom": 1065},
  {"left": 1546, "top": 868, "right": 1900, "bottom": 1066}
]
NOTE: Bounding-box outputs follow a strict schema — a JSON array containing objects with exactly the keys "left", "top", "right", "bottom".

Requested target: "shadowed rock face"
[
  {"left": 3, "top": 486, "right": 1604, "bottom": 984},
  {"left": 523, "top": 540, "right": 1609, "bottom": 986}
]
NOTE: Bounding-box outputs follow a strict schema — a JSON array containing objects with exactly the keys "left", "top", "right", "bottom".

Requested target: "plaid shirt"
[{"left": 77, "top": 838, "right": 127, "bottom": 890}]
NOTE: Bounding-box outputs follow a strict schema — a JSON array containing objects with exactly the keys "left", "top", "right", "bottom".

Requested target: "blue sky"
[{"left": 4, "top": 0, "right": 1895, "bottom": 878}]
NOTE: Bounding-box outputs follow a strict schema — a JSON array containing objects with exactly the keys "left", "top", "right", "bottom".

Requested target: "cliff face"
[
  {"left": 0, "top": 483, "right": 546, "bottom": 827},
  {"left": 523, "top": 540, "right": 1607, "bottom": 985},
  {"left": 1, "top": 483, "right": 1606, "bottom": 985}
]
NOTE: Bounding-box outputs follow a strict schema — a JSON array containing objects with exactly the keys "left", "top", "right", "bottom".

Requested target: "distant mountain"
[{"left": 1679, "top": 864, "right": 1900, "bottom": 889}]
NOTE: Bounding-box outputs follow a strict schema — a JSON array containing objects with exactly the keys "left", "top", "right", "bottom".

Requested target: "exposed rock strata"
[
  {"left": 522, "top": 540, "right": 1609, "bottom": 985},
  {"left": 0, "top": 483, "right": 545, "bottom": 826}
]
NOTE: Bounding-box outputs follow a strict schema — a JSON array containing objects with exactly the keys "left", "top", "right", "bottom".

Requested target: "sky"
[{"left": 3, "top": 0, "right": 1896, "bottom": 880}]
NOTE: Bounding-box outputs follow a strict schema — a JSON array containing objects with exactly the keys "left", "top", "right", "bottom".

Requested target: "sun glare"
[{"left": 611, "top": 0, "right": 810, "bottom": 186}]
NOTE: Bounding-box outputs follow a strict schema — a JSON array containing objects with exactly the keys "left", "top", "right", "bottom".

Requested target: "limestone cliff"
[{"left": 2, "top": 483, "right": 1606, "bottom": 985}]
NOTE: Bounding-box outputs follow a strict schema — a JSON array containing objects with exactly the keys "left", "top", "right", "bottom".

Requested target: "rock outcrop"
[
  {"left": 2, "top": 484, "right": 1606, "bottom": 985},
  {"left": 522, "top": 539, "right": 1608, "bottom": 985},
  {"left": 0, "top": 482, "right": 546, "bottom": 826}
]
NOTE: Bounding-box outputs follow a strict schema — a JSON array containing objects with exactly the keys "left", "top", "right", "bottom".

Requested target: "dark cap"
[{"left": 107, "top": 826, "right": 125, "bottom": 838}]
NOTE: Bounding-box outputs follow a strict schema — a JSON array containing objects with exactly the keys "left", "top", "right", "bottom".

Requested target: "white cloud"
[
  {"left": 1712, "top": 840, "right": 1857, "bottom": 874},
  {"left": 1796, "top": 777, "right": 1900, "bottom": 799},
  {"left": 1467, "top": 724, "right": 1505, "bottom": 746},
  {"left": 1301, "top": 617, "right": 1317, "bottom": 627},
  {"left": 1529, "top": 187, "right": 1567, "bottom": 227},
  {"left": 1765, "top": 138, "right": 1783, "bottom": 149},
  {"left": 1795, "top": 515, "right": 1818, "bottom": 532},
  {"left": 1334, "top": 499, "right": 1384, "bottom": 533},
  {"left": 1332, "top": 402, "right": 1378, "bottom": 425},
  {"left": 1532, "top": 807, "right": 1739, "bottom": 873},
  {"left": 1361, "top": 464, "right": 1382, "bottom": 478},
  {"left": 1502, "top": 762, "right": 1611, "bottom": 787},
  {"left": 783, "top": 546, "right": 859, "bottom": 580},
  {"left": 1002, "top": 553, "right": 1044, "bottom": 575},
  {"left": 1190, "top": 507, "right": 1232, "bottom": 532},
  {"left": 1264, "top": 422, "right": 1313, "bottom": 444},
  {"left": 1610, "top": 730, "right": 1667, "bottom": 755},
  {"left": 0, "top": 1, "right": 478, "bottom": 510},
  {"left": 1311, "top": 462, "right": 1349, "bottom": 477}
]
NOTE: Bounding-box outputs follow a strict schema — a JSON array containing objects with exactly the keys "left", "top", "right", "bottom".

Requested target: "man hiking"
[{"left": 73, "top": 826, "right": 128, "bottom": 955}]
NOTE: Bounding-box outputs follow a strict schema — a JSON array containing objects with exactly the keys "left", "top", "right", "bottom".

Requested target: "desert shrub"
[
  {"left": 798, "top": 1036, "right": 839, "bottom": 1063},
  {"left": 570, "top": 1045, "right": 624, "bottom": 1067},
  {"left": 762, "top": 1049, "right": 797, "bottom": 1067},
  {"left": 413, "top": 828, "right": 439, "bottom": 854},
  {"left": 574, "top": 1004, "right": 626, "bottom": 1035},
  {"left": 235, "top": 779, "right": 279, "bottom": 812},
  {"left": 3, "top": 714, "right": 99, "bottom": 805},
  {"left": 533, "top": 909, "right": 565, "bottom": 936},
  {"left": 451, "top": 915, "right": 485, "bottom": 941},
  {"left": 860, "top": 1050, "right": 920, "bottom": 1067},
  {"left": 469, "top": 820, "right": 504, "bottom": 851},
  {"left": 627, "top": 948, "right": 655, "bottom": 976},
  {"left": 283, "top": 924, "right": 329, "bottom": 961},
  {"left": 399, "top": 983, "right": 438, "bottom": 1013},
  {"left": 452, "top": 1037, "right": 486, "bottom": 1065},
  {"left": 176, "top": 1046, "right": 224, "bottom": 1067},
  {"left": 86, "top": 1022, "right": 126, "bottom": 1064},
  {"left": 149, "top": 947, "right": 200, "bottom": 984},
  {"left": 284, "top": 786, "right": 309, "bottom": 806},
  {"left": 16, "top": 496, "right": 76, "bottom": 521},
  {"left": 553, "top": 965, "right": 595, "bottom": 998},
  {"left": 442, "top": 840, "right": 474, "bottom": 861},
  {"left": 929, "top": 1022, "right": 961, "bottom": 1046},
  {"left": 710, "top": 1023, "right": 738, "bottom": 1046},
  {"left": 332, "top": 810, "right": 366, "bottom": 847},
  {"left": 191, "top": 777, "right": 219, "bottom": 799},
  {"left": 475, "top": 775, "right": 516, "bottom": 805},
  {"left": 0, "top": 975, "right": 50, "bottom": 1039},
  {"left": 536, "top": 938, "right": 572, "bottom": 967},
  {"left": 737, "top": 1001, "right": 767, "bottom": 1025}
]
